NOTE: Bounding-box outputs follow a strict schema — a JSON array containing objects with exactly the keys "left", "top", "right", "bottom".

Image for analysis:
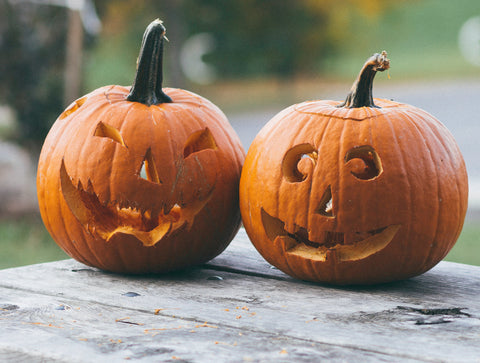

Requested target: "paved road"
[{"left": 227, "top": 78, "right": 480, "bottom": 207}]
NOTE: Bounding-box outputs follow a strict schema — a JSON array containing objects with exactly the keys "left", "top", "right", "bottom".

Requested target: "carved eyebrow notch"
[
  {"left": 94, "top": 121, "right": 126, "bottom": 147},
  {"left": 183, "top": 128, "right": 217, "bottom": 158}
]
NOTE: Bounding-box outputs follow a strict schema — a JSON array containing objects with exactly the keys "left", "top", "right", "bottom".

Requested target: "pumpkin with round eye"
[
  {"left": 240, "top": 51, "right": 468, "bottom": 285},
  {"left": 37, "top": 20, "right": 245, "bottom": 274}
]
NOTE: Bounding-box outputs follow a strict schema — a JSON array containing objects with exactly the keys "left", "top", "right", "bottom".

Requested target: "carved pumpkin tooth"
[
  {"left": 284, "top": 221, "right": 297, "bottom": 235},
  {"left": 275, "top": 235, "right": 298, "bottom": 252},
  {"left": 325, "top": 249, "right": 338, "bottom": 263},
  {"left": 144, "top": 210, "right": 152, "bottom": 220},
  {"left": 294, "top": 226, "right": 310, "bottom": 244},
  {"left": 86, "top": 180, "right": 95, "bottom": 193},
  {"left": 76, "top": 179, "right": 84, "bottom": 191}
]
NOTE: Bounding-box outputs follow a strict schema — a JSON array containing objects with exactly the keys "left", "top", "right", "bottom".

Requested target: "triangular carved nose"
[
  {"left": 139, "top": 148, "right": 161, "bottom": 184},
  {"left": 316, "top": 185, "right": 334, "bottom": 217}
]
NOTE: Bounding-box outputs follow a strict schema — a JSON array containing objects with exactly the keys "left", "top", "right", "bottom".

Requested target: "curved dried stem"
[
  {"left": 338, "top": 51, "right": 390, "bottom": 109},
  {"left": 127, "top": 19, "right": 172, "bottom": 105}
]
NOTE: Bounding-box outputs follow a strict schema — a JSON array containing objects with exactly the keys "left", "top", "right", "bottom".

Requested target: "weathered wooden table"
[{"left": 0, "top": 228, "right": 479, "bottom": 362}]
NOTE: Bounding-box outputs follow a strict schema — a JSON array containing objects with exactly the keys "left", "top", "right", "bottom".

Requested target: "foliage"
[
  {"left": 325, "top": 0, "right": 480, "bottom": 78},
  {"left": 1, "top": 0, "right": 476, "bottom": 147},
  {"left": 90, "top": 0, "right": 399, "bottom": 83},
  {"left": 0, "top": 1, "right": 67, "bottom": 148},
  {"left": 173, "top": 0, "right": 398, "bottom": 78}
]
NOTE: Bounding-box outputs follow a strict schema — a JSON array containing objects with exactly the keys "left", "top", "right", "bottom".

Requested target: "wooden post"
[
  {"left": 162, "top": 0, "right": 187, "bottom": 88},
  {"left": 64, "top": 8, "right": 83, "bottom": 106}
]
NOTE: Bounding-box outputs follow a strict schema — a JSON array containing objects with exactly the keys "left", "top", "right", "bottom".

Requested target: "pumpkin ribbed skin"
[
  {"left": 38, "top": 85, "right": 245, "bottom": 273},
  {"left": 38, "top": 20, "right": 245, "bottom": 273},
  {"left": 240, "top": 75, "right": 468, "bottom": 285}
]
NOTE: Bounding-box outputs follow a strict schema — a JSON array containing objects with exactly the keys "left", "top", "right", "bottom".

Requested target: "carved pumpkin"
[
  {"left": 240, "top": 52, "right": 468, "bottom": 285},
  {"left": 37, "top": 20, "right": 245, "bottom": 273}
]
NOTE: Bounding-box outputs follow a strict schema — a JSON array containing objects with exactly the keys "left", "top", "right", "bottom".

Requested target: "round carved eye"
[
  {"left": 282, "top": 143, "right": 317, "bottom": 183},
  {"left": 344, "top": 145, "right": 383, "bottom": 180}
]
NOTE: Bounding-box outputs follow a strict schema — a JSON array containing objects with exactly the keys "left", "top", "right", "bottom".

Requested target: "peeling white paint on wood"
[{"left": 0, "top": 228, "right": 479, "bottom": 362}]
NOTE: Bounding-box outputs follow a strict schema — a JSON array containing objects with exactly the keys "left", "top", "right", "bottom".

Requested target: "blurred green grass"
[
  {"left": 0, "top": 217, "right": 478, "bottom": 270},
  {"left": 444, "top": 222, "right": 480, "bottom": 266},
  {"left": 0, "top": 217, "right": 67, "bottom": 269}
]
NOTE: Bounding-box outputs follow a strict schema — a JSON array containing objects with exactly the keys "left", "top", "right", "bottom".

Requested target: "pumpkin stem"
[
  {"left": 127, "top": 19, "right": 172, "bottom": 105},
  {"left": 338, "top": 51, "right": 390, "bottom": 109}
]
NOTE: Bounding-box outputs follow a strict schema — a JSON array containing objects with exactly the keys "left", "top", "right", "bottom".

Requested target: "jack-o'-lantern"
[
  {"left": 37, "top": 20, "right": 245, "bottom": 273},
  {"left": 240, "top": 51, "right": 468, "bottom": 285}
]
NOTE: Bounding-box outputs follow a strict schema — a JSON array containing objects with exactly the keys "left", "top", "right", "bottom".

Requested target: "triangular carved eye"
[
  {"left": 183, "top": 128, "right": 217, "bottom": 158},
  {"left": 94, "top": 121, "right": 126, "bottom": 147},
  {"left": 139, "top": 148, "right": 161, "bottom": 184}
]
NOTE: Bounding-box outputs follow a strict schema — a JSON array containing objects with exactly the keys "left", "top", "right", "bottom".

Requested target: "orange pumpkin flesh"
[
  {"left": 240, "top": 52, "right": 468, "bottom": 285},
  {"left": 37, "top": 20, "right": 245, "bottom": 273}
]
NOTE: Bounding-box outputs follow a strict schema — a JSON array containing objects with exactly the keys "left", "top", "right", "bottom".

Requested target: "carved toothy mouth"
[
  {"left": 60, "top": 160, "right": 212, "bottom": 246},
  {"left": 261, "top": 209, "right": 400, "bottom": 262}
]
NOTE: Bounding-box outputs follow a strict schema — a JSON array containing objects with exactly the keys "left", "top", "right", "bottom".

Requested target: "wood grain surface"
[{"left": 0, "top": 229, "right": 479, "bottom": 362}]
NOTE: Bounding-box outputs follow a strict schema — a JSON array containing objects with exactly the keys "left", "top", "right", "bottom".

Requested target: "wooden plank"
[
  {"left": 0, "top": 288, "right": 419, "bottom": 362},
  {"left": 0, "top": 229, "right": 479, "bottom": 362},
  {"left": 1, "top": 262, "right": 479, "bottom": 362}
]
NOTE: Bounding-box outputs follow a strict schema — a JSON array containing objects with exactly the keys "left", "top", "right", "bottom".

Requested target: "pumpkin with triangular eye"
[
  {"left": 240, "top": 52, "right": 468, "bottom": 285},
  {"left": 37, "top": 20, "right": 245, "bottom": 273}
]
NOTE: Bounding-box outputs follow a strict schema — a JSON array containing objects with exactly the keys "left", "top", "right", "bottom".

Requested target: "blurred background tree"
[
  {"left": 90, "top": 0, "right": 397, "bottom": 85},
  {"left": 0, "top": 0, "right": 397, "bottom": 149},
  {"left": 0, "top": 0, "right": 100, "bottom": 150},
  {"left": 0, "top": 0, "right": 479, "bottom": 149},
  {"left": 0, "top": 1, "right": 68, "bottom": 149},
  {"left": 181, "top": 0, "right": 393, "bottom": 79}
]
